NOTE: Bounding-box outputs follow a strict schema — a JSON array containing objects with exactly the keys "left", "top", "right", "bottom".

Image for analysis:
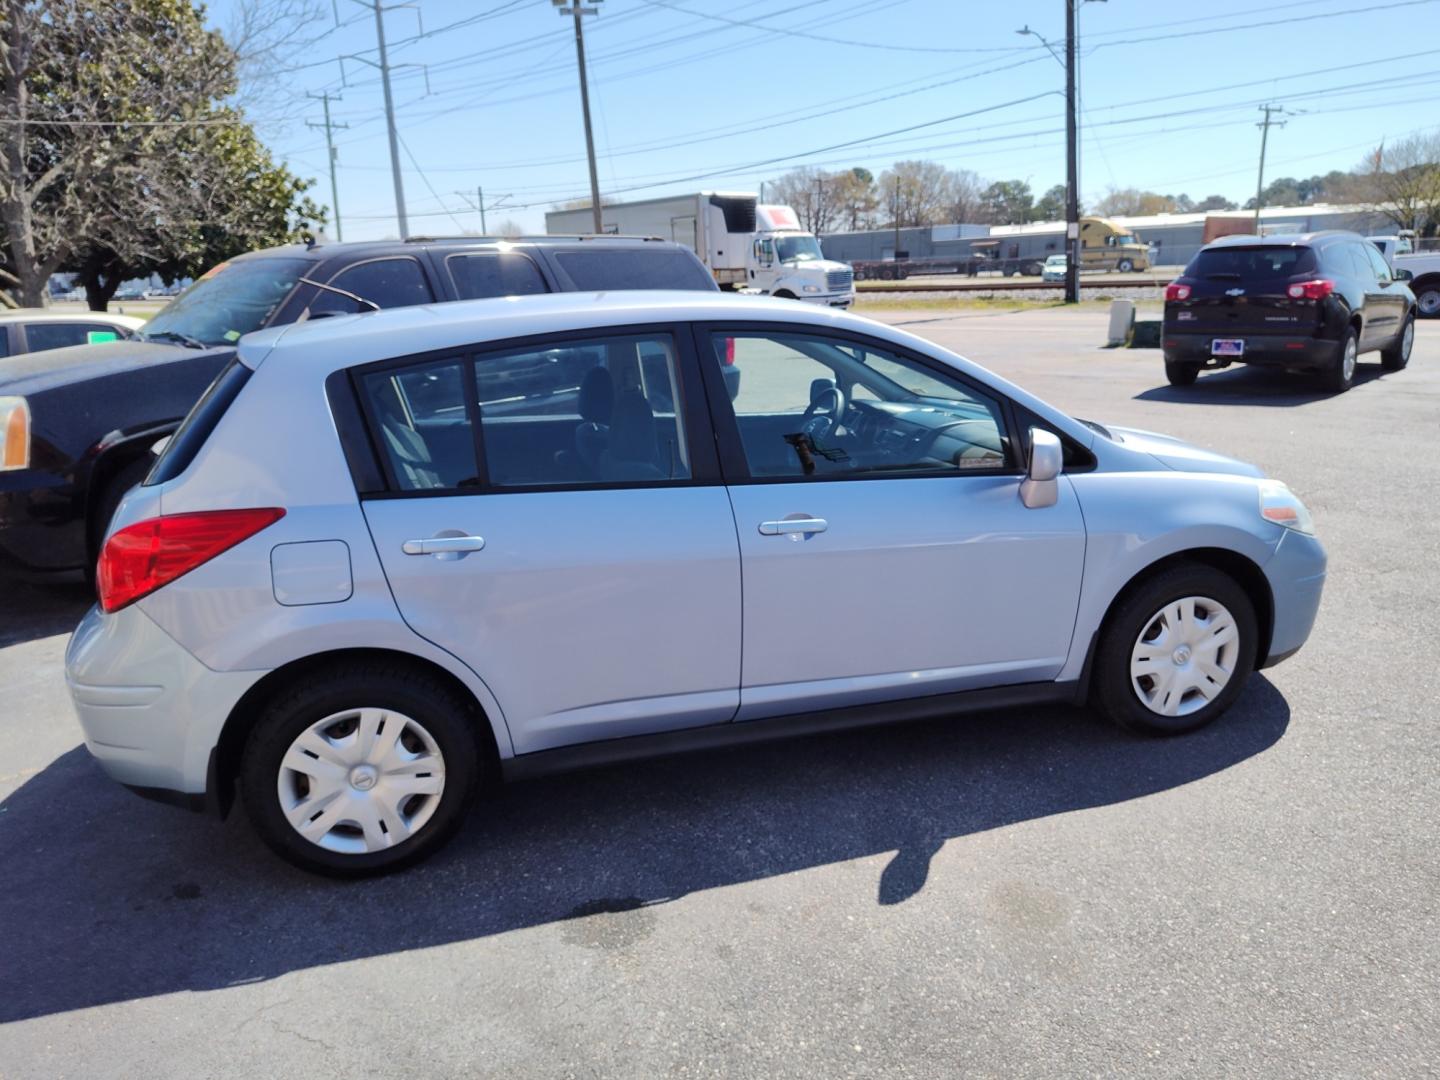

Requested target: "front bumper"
[
  {"left": 797, "top": 291, "right": 854, "bottom": 308},
  {"left": 0, "top": 468, "right": 88, "bottom": 578},
  {"left": 65, "top": 603, "right": 265, "bottom": 801},
  {"left": 1163, "top": 331, "right": 1342, "bottom": 372},
  {"left": 1260, "top": 529, "right": 1328, "bottom": 668}
]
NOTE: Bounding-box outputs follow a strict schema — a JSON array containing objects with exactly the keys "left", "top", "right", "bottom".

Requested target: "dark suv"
[
  {"left": 1162, "top": 231, "right": 1416, "bottom": 393},
  {"left": 0, "top": 236, "right": 717, "bottom": 580}
]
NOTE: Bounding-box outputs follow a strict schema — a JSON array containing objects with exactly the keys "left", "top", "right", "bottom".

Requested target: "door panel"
[
  {"left": 727, "top": 476, "right": 1085, "bottom": 719},
  {"left": 696, "top": 325, "right": 1087, "bottom": 720},
  {"left": 364, "top": 489, "right": 741, "bottom": 753}
]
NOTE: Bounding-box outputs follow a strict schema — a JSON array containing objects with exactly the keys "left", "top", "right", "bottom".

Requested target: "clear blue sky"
[{"left": 209, "top": 0, "right": 1440, "bottom": 240}]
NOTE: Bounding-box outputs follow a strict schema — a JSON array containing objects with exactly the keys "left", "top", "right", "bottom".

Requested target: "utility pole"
[
  {"left": 478, "top": 186, "right": 485, "bottom": 234},
  {"left": 306, "top": 92, "right": 348, "bottom": 242},
  {"left": 1063, "top": 0, "right": 1079, "bottom": 304},
  {"left": 1253, "top": 104, "right": 1289, "bottom": 234},
  {"left": 554, "top": 0, "right": 603, "bottom": 233},
  {"left": 892, "top": 178, "right": 900, "bottom": 261},
  {"left": 340, "top": 1, "right": 425, "bottom": 240}
]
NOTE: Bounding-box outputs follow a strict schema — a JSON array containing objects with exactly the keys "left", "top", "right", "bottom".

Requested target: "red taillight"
[
  {"left": 97, "top": 508, "right": 285, "bottom": 612},
  {"left": 1287, "top": 279, "right": 1335, "bottom": 300},
  {"left": 1165, "top": 282, "right": 1191, "bottom": 301},
  {"left": 723, "top": 336, "right": 736, "bottom": 365}
]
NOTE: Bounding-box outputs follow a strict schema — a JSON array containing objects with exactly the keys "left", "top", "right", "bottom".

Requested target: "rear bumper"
[
  {"left": 65, "top": 603, "right": 265, "bottom": 800},
  {"left": 1260, "top": 529, "right": 1328, "bottom": 668},
  {"left": 1163, "top": 331, "right": 1341, "bottom": 371}
]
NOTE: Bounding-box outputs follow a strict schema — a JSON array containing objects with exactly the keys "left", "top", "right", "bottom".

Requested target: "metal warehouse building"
[{"left": 821, "top": 204, "right": 1399, "bottom": 269}]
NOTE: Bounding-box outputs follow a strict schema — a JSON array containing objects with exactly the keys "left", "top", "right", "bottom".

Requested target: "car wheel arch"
[
  {"left": 210, "top": 647, "right": 504, "bottom": 818},
  {"left": 85, "top": 433, "right": 174, "bottom": 556},
  {"left": 1077, "top": 547, "right": 1274, "bottom": 703}
]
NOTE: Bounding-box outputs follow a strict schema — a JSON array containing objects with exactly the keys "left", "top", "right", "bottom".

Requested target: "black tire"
[
  {"left": 1165, "top": 360, "right": 1200, "bottom": 386},
  {"left": 1380, "top": 312, "right": 1414, "bottom": 371},
  {"left": 240, "top": 662, "right": 483, "bottom": 876},
  {"left": 87, "top": 456, "right": 153, "bottom": 580},
  {"left": 1117, "top": 258, "right": 1135, "bottom": 273},
  {"left": 1323, "top": 326, "right": 1358, "bottom": 393},
  {"left": 1413, "top": 279, "right": 1440, "bottom": 319},
  {"left": 1092, "top": 563, "right": 1258, "bottom": 736}
]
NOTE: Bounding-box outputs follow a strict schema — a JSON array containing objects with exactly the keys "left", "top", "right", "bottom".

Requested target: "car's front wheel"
[
  {"left": 240, "top": 663, "right": 482, "bottom": 876},
  {"left": 1092, "top": 563, "right": 1258, "bottom": 735},
  {"left": 1380, "top": 313, "right": 1414, "bottom": 371},
  {"left": 1117, "top": 258, "right": 1135, "bottom": 272}
]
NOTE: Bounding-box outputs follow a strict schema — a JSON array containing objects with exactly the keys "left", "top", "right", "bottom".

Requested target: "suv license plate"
[{"left": 1212, "top": 338, "right": 1244, "bottom": 357}]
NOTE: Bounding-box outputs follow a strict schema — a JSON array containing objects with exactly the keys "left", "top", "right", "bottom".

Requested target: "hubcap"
[
  {"left": 1343, "top": 338, "right": 1357, "bottom": 380},
  {"left": 1402, "top": 321, "right": 1414, "bottom": 359},
  {"left": 1130, "top": 596, "right": 1241, "bottom": 718},
  {"left": 276, "top": 708, "right": 446, "bottom": 854},
  {"left": 1419, "top": 291, "right": 1440, "bottom": 316}
]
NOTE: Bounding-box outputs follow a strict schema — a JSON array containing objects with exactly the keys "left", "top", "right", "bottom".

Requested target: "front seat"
[
  {"left": 598, "top": 388, "right": 665, "bottom": 481},
  {"left": 572, "top": 366, "right": 615, "bottom": 477}
]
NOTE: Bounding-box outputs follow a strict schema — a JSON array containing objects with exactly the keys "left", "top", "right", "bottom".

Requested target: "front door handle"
[
  {"left": 402, "top": 535, "right": 485, "bottom": 556},
  {"left": 758, "top": 517, "right": 827, "bottom": 536}
]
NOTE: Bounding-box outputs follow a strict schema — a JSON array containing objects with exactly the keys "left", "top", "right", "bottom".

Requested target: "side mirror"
[
  {"left": 1393, "top": 268, "right": 1414, "bottom": 283},
  {"left": 1020, "top": 428, "right": 1063, "bottom": 509}
]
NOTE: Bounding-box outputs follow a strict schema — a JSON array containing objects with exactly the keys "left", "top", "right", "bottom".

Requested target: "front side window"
[
  {"left": 1362, "top": 243, "right": 1393, "bottom": 283},
  {"left": 707, "top": 331, "right": 1010, "bottom": 479},
  {"left": 312, "top": 257, "right": 434, "bottom": 316},
  {"left": 447, "top": 252, "right": 548, "bottom": 299},
  {"left": 476, "top": 334, "right": 690, "bottom": 487}
]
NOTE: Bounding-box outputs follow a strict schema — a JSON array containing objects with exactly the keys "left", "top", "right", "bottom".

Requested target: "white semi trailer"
[{"left": 545, "top": 192, "right": 855, "bottom": 307}]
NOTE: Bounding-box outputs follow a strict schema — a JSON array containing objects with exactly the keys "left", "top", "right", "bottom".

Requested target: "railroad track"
[{"left": 856, "top": 275, "right": 1170, "bottom": 294}]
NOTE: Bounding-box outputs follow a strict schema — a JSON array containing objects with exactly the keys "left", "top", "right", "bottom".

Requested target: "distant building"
[{"left": 821, "top": 204, "right": 1397, "bottom": 269}]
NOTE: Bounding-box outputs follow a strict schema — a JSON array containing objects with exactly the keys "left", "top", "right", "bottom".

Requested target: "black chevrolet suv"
[
  {"left": 1163, "top": 231, "right": 1416, "bottom": 394},
  {"left": 0, "top": 236, "right": 717, "bottom": 580}
]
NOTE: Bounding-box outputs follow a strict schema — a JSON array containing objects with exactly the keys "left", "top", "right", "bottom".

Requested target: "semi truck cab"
[{"left": 749, "top": 205, "right": 854, "bottom": 307}]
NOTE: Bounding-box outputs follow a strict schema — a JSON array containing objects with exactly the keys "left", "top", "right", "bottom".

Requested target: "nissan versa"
[{"left": 66, "top": 292, "right": 1327, "bottom": 876}]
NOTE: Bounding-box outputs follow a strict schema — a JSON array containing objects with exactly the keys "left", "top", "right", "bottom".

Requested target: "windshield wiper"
[{"left": 143, "top": 330, "right": 209, "bottom": 350}]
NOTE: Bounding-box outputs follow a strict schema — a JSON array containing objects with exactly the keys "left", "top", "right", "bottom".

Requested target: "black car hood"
[{"left": 0, "top": 339, "right": 235, "bottom": 396}]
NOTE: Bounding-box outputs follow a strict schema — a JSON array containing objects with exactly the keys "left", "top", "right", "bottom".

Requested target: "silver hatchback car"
[{"left": 67, "top": 292, "right": 1326, "bottom": 875}]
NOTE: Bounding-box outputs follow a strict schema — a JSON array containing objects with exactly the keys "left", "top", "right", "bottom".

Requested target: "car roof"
[
  {"left": 240, "top": 291, "right": 875, "bottom": 370},
  {"left": 0, "top": 308, "right": 144, "bottom": 328},
  {"left": 227, "top": 234, "right": 695, "bottom": 266},
  {"left": 1203, "top": 230, "right": 1357, "bottom": 250}
]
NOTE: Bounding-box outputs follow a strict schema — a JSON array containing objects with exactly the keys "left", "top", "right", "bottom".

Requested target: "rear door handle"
[
  {"left": 758, "top": 518, "right": 827, "bottom": 536},
  {"left": 402, "top": 535, "right": 485, "bottom": 556}
]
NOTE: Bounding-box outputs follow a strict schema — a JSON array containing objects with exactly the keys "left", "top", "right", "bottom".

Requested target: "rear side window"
[
  {"left": 1188, "top": 246, "right": 1316, "bottom": 279},
  {"left": 552, "top": 249, "right": 716, "bottom": 291},
  {"left": 447, "top": 252, "right": 549, "bottom": 299},
  {"left": 311, "top": 257, "right": 434, "bottom": 315},
  {"left": 23, "top": 322, "right": 127, "bottom": 352},
  {"left": 146, "top": 358, "right": 252, "bottom": 485}
]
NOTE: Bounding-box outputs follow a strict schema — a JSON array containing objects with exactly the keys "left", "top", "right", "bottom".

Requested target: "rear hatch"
[{"left": 1166, "top": 244, "right": 1323, "bottom": 337}]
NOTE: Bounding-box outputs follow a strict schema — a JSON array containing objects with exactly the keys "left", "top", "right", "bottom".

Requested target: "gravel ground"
[{"left": 1, "top": 307, "right": 1436, "bottom": 1079}]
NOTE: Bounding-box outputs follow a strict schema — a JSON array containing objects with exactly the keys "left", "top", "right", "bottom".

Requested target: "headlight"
[
  {"left": 1258, "top": 479, "right": 1315, "bottom": 535},
  {"left": 802, "top": 284, "right": 821, "bottom": 293},
  {"left": 0, "top": 396, "right": 30, "bottom": 471}
]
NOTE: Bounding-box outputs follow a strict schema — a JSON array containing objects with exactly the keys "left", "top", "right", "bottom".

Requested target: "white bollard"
[{"left": 1107, "top": 299, "right": 1135, "bottom": 346}]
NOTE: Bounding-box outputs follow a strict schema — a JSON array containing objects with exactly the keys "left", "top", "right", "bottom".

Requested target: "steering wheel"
[{"left": 800, "top": 384, "right": 847, "bottom": 442}]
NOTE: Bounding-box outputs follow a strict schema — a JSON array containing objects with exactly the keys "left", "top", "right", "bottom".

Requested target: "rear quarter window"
[
  {"left": 145, "top": 358, "right": 252, "bottom": 485},
  {"left": 1188, "top": 246, "right": 1317, "bottom": 279},
  {"left": 551, "top": 249, "right": 717, "bottom": 291}
]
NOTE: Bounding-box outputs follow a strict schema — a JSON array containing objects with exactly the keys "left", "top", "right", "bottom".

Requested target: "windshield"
[
  {"left": 1045, "top": 255, "right": 1066, "bottom": 266},
  {"left": 1114, "top": 234, "right": 1140, "bottom": 247},
  {"left": 142, "top": 257, "right": 309, "bottom": 346},
  {"left": 774, "top": 235, "right": 823, "bottom": 263}
]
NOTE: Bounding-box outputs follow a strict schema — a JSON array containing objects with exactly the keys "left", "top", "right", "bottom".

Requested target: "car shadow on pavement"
[
  {"left": 0, "top": 678, "right": 1290, "bottom": 1024},
  {"left": 0, "top": 581, "right": 92, "bottom": 648},
  {"left": 1135, "top": 362, "right": 1391, "bottom": 406}
]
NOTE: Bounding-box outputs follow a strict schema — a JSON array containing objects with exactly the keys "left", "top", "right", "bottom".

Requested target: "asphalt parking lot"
[{"left": 2, "top": 307, "right": 1437, "bottom": 1078}]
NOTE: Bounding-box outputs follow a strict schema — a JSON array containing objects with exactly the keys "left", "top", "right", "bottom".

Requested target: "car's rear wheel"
[
  {"left": 1093, "top": 563, "right": 1257, "bottom": 735},
  {"left": 1164, "top": 360, "right": 1200, "bottom": 386},
  {"left": 1323, "top": 327, "right": 1358, "bottom": 393},
  {"left": 241, "top": 664, "right": 481, "bottom": 876},
  {"left": 1414, "top": 280, "right": 1440, "bottom": 319},
  {"left": 1380, "top": 313, "right": 1414, "bottom": 371}
]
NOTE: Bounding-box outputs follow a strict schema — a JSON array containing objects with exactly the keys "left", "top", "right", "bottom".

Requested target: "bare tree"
[
  {"left": 878, "top": 160, "right": 955, "bottom": 227},
  {"left": 1357, "top": 133, "right": 1440, "bottom": 233},
  {"left": 494, "top": 217, "right": 524, "bottom": 239},
  {"left": 224, "top": 0, "right": 330, "bottom": 128},
  {"left": 941, "top": 169, "right": 987, "bottom": 224}
]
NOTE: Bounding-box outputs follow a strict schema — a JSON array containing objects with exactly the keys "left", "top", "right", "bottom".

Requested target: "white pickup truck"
[{"left": 1394, "top": 249, "right": 1440, "bottom": 318}]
